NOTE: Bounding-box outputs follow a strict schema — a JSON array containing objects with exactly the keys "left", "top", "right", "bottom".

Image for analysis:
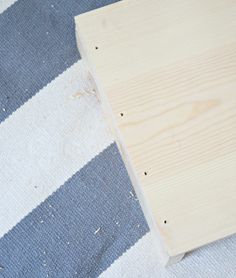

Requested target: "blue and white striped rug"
[{"left": 0, "top": 1, "right": 236, "bottom": 277}]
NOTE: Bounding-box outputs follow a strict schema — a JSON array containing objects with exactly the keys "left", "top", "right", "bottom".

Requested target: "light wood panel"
[{"left": 75, "top": 0, "right": 236, "bottom": 262}]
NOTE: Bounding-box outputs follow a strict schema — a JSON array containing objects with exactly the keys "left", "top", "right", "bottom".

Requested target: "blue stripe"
[
  {"left": 0, "top": 0, "right": 119, "bottom": 123},
  {"left": 0, "top": 143, "right": 149, "bottom": 278}
]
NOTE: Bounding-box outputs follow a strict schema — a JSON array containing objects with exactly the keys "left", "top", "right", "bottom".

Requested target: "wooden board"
[{"left": 75, "top": 0, "right": 236, "bottom": 263}]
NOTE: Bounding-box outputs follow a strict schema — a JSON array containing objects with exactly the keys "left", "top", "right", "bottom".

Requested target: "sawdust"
[{"left": 94, "top": 227, "right": 101, "bottom": 234}]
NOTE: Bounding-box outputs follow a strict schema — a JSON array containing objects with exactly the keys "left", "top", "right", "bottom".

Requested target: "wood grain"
[{"left": 75, "top": 0, "right": 236, "bottom": 260}]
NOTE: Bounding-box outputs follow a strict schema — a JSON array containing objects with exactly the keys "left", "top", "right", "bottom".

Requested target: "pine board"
[{"left": 75, "top": 0, "right": 236, "bottom": 260}]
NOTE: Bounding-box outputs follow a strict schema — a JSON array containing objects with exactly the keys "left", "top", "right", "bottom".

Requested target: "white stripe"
[
  {"left": 0, "top": 61, "right": 114, "bottom": 238},
  {"left": 0, "top": 0, "right": 17, "bottom": 14},
  {"left": 100, "top": 232, "right": 161, "bottom": 278},
  {"left": 100, "top": 231, "right": 236, "bottom": 278}
]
